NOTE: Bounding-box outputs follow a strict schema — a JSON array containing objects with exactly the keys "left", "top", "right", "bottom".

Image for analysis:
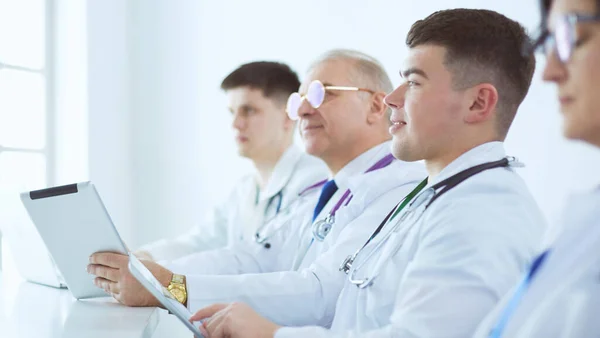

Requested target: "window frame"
[{"left": 0, "top": 0, "right": 56, "bottom": 269}]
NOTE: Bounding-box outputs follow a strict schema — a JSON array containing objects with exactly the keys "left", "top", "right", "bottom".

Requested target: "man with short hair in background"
[{"left": 136, "top": 61, "right": 328, "bottom": 261}]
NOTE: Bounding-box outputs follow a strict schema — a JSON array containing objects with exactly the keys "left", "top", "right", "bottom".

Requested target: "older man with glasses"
[{"left": 85, "top": 50, "right": 426, "bottom": 313}]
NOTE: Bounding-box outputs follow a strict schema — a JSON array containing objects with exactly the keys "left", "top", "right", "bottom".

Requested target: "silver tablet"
[{"left": 20, "top": 181, "right": 127, "bottom": 299}]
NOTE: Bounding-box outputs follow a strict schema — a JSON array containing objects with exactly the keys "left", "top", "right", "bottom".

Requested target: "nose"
[
  {"left": 297, "top": 97, "right": 316, "bottom": 119},
  {"left": 384, "top": 83, "right": 407, "bottom": 110},
  {"left": 542, "top": 49, "right": 568, "bottom": 84},
  {"left": 232, "top": 112, "right": 246, "bottom": 130}
]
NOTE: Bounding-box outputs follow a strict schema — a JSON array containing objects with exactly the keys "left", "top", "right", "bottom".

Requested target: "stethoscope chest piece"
[
  {"left": 339, "top": 254, "right": 354, "bottom": 274},
  {"left": 312, "top": 214, "right": 335, "bottom": 241}
]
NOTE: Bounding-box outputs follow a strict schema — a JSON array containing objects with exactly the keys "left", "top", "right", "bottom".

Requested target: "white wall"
[
  {"left": 85, "top": 0, "right": 134, "bottom": 243},
  {"left": 54, "top": 0, "right": 88, "bottom": 186},
  {"left": 81, "top": 0, "right": 600, "bottom": 248},
  {"left": 127, "top": 0, "right": 238, "bottom": 247}
]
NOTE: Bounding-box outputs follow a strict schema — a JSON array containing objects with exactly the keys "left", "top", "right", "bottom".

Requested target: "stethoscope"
[
  {"left": 290, "top": 153, "right": 396, "bottom": 270},
  {"left": 254, "top": 179, "right": 327, "bottom": 249},
  {"left": 339, "top": 156, "right": 522, "bottom": 289},
  {"left": 311, "top": 154, "right": 396, "bottom": 242},
  {"left": 311, "top": 189, "right": 352, "bottom": 241},
  {"left": 258, "top": 188, "right": 283, "bottom": 218}
]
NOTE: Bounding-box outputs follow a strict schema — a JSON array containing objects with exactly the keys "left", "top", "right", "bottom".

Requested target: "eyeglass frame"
[
  {"left": 533, "top": 12, "right": 600, "bottom": 63},
  {"left": 286, "top": 80, "right": 376, "bottom": 119}
]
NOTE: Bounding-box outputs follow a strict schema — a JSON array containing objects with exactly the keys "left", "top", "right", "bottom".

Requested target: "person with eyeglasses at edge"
[
  {"left": 472, "top": 0, "right": 600, "bottom": 337},
  {"left": 86, "top": 50, "right": 426, "bottom": 309},
  {"left": 189, "top": 9, "right": 548, "bottom": 338},
  {"left": 134, "top": 61, "right": 329, "bottom": 262}
]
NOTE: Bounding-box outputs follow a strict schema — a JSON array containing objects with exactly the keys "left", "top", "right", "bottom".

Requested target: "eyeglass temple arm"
[{"left": 324, "top": 86, "right": 376, "bottom": 94}]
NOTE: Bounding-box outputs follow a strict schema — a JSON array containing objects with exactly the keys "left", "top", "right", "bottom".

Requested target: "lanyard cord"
[
  {"left": 362, "top": 178, "right": 428, "bottom": 250},
  {"left": 341, "top": 157, "right": 513, "bottom": 274},
  {"left": 426, "top": 157, "right": 510, "bottom": 208}
]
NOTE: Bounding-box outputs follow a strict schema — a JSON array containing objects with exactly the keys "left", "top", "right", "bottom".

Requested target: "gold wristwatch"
[{"left": 167, "top": 274, "right": 187, "bottom": 305}]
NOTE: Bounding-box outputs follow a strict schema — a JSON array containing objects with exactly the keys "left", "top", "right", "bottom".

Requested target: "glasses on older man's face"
[
  {"left": 536, "top": 13, "right": 600, "bottom": 63},
  {"left": 286, "top": 80, "right": 375, "bottom": 120}
]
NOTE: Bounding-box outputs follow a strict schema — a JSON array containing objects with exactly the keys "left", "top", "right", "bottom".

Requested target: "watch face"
[{"left": 170, "top": 288, "right": 185, "bottom": 302}]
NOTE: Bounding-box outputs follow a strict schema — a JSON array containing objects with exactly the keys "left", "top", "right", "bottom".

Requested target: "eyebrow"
[
  {"left": 240, "top": 104, "right": 256, "bottom": 111},
  {"left": 400, "top": 67, "right": 429, "bottom": 80}
]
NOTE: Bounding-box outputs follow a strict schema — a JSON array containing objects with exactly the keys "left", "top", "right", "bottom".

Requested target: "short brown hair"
[
  {"left": 221, "top": 61, "right": 300, "bottom": 105},
  {"left": 406, "top": 9, "right": 536, "bottom": 138}
]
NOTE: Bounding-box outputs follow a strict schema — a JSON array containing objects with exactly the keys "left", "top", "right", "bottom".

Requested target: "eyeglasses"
[
  {"left": 286, "top": 80, "right": 375, "bottom": 120},
  {"left": 535, "top": 13, "right": 600, "bottom": 63}
]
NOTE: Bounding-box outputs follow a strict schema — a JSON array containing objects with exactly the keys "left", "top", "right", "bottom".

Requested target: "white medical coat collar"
[
  {"left": 427, "top": 141, "right": 507, "bottom": 188},
  {"left": 256, "top": 145, "right": 304, "bottom": 203},
  {"left": 346, "top": 159, "right": 426, "bottom": 209},
  {"left": 333, "top": 141, "right": 393, "bottom": 189}
]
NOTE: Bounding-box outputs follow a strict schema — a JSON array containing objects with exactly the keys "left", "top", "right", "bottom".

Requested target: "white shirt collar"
[
  {"left": 334, "top": 141, "right": 393, "bottom": 188},
  {"left": 428, "top": 141, "right": 507, "bottom": 186},
  {"left": 257, "top": 145, "right": 303, "bottom": 202}
]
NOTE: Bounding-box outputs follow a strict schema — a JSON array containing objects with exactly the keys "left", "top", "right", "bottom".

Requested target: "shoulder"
[
  {"left": 285, "top": 152, "right": 329, "bottom": 195},
  {"left": 421, "top": 167, "right": 546, "bottom": 244},
  {"left": 347, "top": 159, "right": 426, "bottom": 208},
  {"left": 295, "top": 151, "right": 328, "bottom": 174},
  {"left": 227, "top": 174, "right": 256, "bottom": 199}
]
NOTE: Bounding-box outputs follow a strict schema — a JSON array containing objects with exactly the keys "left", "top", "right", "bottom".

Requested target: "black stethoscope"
[{"left": 339, "top": 156, "right": 522, "bottom": 288}]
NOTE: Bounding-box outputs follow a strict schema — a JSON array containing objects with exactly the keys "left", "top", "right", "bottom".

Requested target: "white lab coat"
[
  {"left": 473, "top": 187, "right": 600, "bottom": 338},
  {"left": 138, "top": 145, "right": 328, "bottom": 261},
  {"left": 171, "top": 143, "right": 427, "bottom": 326},
  {"left": 275, "top": 141, "right": 547, "bottom": 338},
  {"left": 165, "top": 142, "right": 421, "bottom": 277}
]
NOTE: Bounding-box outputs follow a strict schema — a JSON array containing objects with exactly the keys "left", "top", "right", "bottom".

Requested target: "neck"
[
  {"left": 425, "top": 137, "right": 499, "bottom": 181},
  {"left": 325, "top": 134, "right": 391, "bottom": 175},
  {"left": 425, "top": 150, "right": 464, "bottom": 182},
  {"left": 252, "top": 141, "right": 292, "bottom": 189}
]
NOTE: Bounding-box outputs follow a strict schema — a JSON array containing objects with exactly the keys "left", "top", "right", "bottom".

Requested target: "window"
[{"left": 0, "top": 0, "right": 54, "bottom": 270}]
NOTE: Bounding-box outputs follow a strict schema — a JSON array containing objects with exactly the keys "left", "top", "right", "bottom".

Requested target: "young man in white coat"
[
  {"left": 135, "top": 61, "right": 328, "bottom": 261},
  {"left": 189, "top": 9, "right": 547, "bottom": 338},
  {"left": 473, "top": 0, "right": 600, "bottom": 337},
  {"left": 86, "top": 50, "right": 426, "bottom": 307}
]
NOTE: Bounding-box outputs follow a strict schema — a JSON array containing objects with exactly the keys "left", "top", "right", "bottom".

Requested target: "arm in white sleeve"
[
  {"left": 184, "top": 189, "right": 406, "bottom": 327},
  {"left": 164, "top": 197, "right": 316, "bottom": 276},
  {"left": 276, "top": 326, "right": 391, "bottom": 338},
  {"left": 165, "top": 235, "right": 287, "bottom": 276}
]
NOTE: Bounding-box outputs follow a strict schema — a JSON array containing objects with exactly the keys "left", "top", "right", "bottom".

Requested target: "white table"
[{"left": 0, "top": 271, "right": 163, "bottom": 338}]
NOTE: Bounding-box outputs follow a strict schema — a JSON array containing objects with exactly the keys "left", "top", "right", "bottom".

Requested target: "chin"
[
  {"left": 236, "top": 147, "right": 252, "bottom": 159},
  {"left": 303, "top": 140, "right": 324, "bottom": 157},
  {"left": 562, "top": 117, "right": 584, "bottom": 141},
  {"left": 392, "top": 142, "right": 421, "bottom": 162},
  {"left": 391, "top": 139, "right": 408, "bottom": 161}
]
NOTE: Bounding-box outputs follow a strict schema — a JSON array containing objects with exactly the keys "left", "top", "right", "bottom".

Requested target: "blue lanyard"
[{"left": 488, "top": 250, "right": 550, "bottom": 338}]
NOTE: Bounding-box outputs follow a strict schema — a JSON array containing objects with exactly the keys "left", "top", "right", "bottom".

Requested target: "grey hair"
[
  {"left": 308, "top": 49, "right": 393, "bottom": 94},
  {"left": 308, "top": 49, "right": 393, "bottom": 119}
]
